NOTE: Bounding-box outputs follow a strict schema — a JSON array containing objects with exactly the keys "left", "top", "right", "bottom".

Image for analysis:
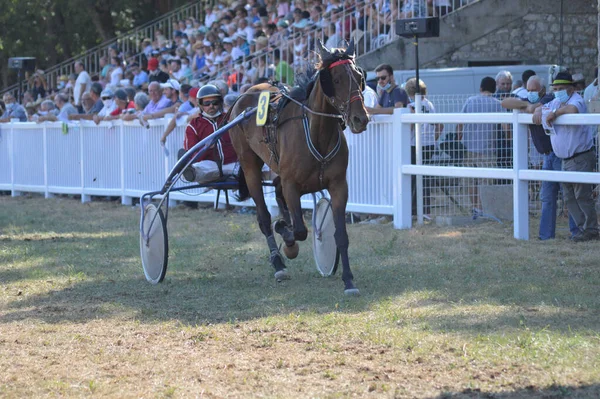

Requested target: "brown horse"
[{"left": 228, "top": 40, "right": 369, "bottom": 295}]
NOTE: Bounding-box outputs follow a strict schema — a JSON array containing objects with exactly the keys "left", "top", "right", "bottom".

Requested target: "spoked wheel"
[
  {"left": 140, "top": 203, "right": 169, "bottom": 284},
  {"left": 312, "top": 197, "right": 340, "bottom": 276}
]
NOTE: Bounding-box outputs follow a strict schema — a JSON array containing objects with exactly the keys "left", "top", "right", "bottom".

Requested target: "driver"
[{"left": 182, "top": 84, "right": 238, "bottom": 183}]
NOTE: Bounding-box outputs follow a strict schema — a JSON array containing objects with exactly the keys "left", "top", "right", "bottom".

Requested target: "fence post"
[
  {"left": 9, "top": 124, "right": 20, "bottom": 197},
  {"left": 80, "top": 124, "right": 91, "bottom": 203},
  {"left": 120, "top": 121, "right": 133, "bottom": 206},
  {"left": 512, "top": 110, "right": 529, "bottom": 240},
  {"left": 393, "top": 108, "right": 412, "bottom": 229}
]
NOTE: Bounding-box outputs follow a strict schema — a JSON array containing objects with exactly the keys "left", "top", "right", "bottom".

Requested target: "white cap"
[
  {"left": 203, "top": 40, "right": 212, "bottom": 47},
  {"left": 160, "top": 79, "right": 181, "bottom": 91}
]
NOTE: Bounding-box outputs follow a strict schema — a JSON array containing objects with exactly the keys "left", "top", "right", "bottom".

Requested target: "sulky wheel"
[
  {"left": 312, "top": 197, "right": 340, "bottom": 276},
  {"left": 140, "top": 203, "right": 169, "bottom": 284}
]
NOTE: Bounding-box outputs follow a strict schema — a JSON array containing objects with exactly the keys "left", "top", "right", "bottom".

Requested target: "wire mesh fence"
[{"left": 409, "top": 93, "right": 600, "bottom": 225}]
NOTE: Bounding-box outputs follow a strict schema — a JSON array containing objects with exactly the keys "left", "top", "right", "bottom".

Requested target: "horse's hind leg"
[
  {"left": 273, "top": 178, "right": 299, "bottom": 259},
  {"left": 328, "top": 180, "right": 359, "bottom": 296},
  {"left": 241, "top": 157, "right": 289, "bottom": 281}
]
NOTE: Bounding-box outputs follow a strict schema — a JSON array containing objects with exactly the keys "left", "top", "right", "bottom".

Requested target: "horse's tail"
[{"left": 235, "top": 166, "right": 251, "bottom": 202}]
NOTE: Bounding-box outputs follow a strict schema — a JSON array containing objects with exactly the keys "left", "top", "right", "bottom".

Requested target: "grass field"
[{"left": 1, "top": 194, "right": 599, "bottom": 398}]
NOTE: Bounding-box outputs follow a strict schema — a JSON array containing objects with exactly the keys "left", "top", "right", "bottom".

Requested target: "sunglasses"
[
  {"left": 377, "top": 75, "right": 389, "bottom": 81},
  {"left": 201, "top": 99, "right": 221, "bottom": 106},
  {"left": 101, "top": 97, "right": 113, "bottom": 100}
]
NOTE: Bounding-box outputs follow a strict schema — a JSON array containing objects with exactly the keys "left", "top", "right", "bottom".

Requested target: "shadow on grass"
[
  {"left": 3, "top": 253, "right": 599, "bottom": 335},
  {"left": 430, "top": 383, "right": 600, "bottom": 398}
]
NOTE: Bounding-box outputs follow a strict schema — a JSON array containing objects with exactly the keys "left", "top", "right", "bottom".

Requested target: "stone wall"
[
  {"left": 358, "top": 0, "right": 599, "bottom": 83},
  {"left": 432, "top": 13, "right": 598, "bottom": 82}
]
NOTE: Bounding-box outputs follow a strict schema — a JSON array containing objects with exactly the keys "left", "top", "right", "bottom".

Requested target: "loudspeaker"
[
  {"left": 396, "top": 17, "right": 439, "bottom": 38},
  {"left": 8, "top": 57, "right": 36, "bottom": 72}
]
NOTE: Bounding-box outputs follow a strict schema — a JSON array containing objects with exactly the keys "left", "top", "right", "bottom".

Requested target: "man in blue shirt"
[
  {"left": 0, "top": 92, "right": 27, "bottom": 122},
  {"left": 131, "top": 62, "right": 149, "bottom": 88},
  {"left": 365, "top": 64, "right": 409, "bottom": 115},
  {"left": 502, "top": 75, "right": 578, "bottom": 240}
]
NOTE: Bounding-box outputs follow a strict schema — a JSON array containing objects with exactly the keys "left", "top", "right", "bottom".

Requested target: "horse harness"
[{"left": 262, "top": 58, "right": 363, "bottom": 187}]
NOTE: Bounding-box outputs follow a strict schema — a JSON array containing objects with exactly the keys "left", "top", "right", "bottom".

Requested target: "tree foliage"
[{"left": 0, "top": 0, "right": 187, "bottom": 89}]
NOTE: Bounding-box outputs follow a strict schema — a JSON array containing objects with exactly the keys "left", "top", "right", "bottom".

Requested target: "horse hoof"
[
  {"left": 274, "top": 269, "right": 291, "bottom": 281},
  {"left": 283, "top": 242, "right": 299, "bottom": 259},
  {"left": 344, "top": 288, "right": 360, "bottom": 296}
]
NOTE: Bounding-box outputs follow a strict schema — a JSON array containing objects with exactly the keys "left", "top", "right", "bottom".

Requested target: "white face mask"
[
  {"left": 38, "top": 110, "right": 49, "bottom": 116},
  {"left": 103, "top": 99, "right": 114, "bottom": 108}
]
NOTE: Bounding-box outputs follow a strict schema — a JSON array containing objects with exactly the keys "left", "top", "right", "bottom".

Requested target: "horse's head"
[{"left": 316, "top": 39, "right": 369, "bottom": 134}]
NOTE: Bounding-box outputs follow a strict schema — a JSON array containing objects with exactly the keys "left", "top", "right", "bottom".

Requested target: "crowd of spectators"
[{"left": 0, "top": 0, "right": 460, "bottom": 124}]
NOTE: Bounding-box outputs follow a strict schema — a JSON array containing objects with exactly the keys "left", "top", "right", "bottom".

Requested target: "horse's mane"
[{"left": 295, "top": 47, "right": 355, "bottom": 100}]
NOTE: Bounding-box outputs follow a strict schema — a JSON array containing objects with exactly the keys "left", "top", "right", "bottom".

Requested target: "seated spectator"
[
  {"left": 97, "top": 89, "right": 135, "bottom": 121},
  {"left": 37, "top": 93, "right": 78, "bottom": 123},
  {"left": 273, "top": 48, "right": 294, "bottom": 85},
  {"left": 366, "top": 64, "right": 409, "bottom": 115},
  {"left": 132, "top": 92, "right": 150, "bottom": 113},
  {"left": 99, "top": 56, "right": 111, "bottom": 82},
  {"left": 34, "top": 99, "right": 59, "bottom": 121},
  {"left": 131, "top": 63, "right": 149, "bottom": 88},
  {"left": 69, "top": 82, "right": 104, "bottom": 120},
  {"left": 0, "top": 92, "right": 28, "bottom": 122},
  {"left": 123, "top": 82, "right": 174, "bottom": 124},
  {"left": 148, "top": 58, "right": 169, "bottom": 83},
  {"left": 95, "top": 88, "right": 118, "bottom": 120}
]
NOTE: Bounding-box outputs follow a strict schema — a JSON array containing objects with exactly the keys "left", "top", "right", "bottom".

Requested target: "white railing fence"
[{"left": 1, "top": 110, "right": 599, "bottom": 240}]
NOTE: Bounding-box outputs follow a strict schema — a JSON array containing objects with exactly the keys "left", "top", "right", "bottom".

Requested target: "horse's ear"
[
  {"left": 319, "top": 70, "right": 334, "bottom": 97},
  {"left": 345, "top": 39, "right": 355, "bottom": 58},
  {"left": 316, "top": 39, "right": 328, "bottom": 55}
]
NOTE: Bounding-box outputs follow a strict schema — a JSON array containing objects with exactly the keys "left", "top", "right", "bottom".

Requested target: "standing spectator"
[
  {"left": 405, "top": 77, "right": 443, "bottom": 217},
  {"left": 512, "top": 69, "right": 536, "bottom": 98},
  {"left": 29, "top": 72, "right": 48, "bottom": 100},
  {"left": 131, "top": 62, "right": 149, "bottom": 88},
  {"left": 325, "top": 23, "right": 342, "bottom": 49},
  {"left": 99, "top": 56, "right": 111, "bottom": 82},
  {"left": 456, "top": 77, "right": 507, "bottom": 217},
  {"left": 148, "top": 58, "right": 169, "bottom": 83},
  {"left": 366, "top": 64, "right": 409, "bottom": 115},
  {"left": 0, "top": 92, "right": 27, "bottom": 122},
  {"left": 583, "top": 67, "right": 598, "bottom": 103},
  {"left": 494, "top": 70, "right": 513, "bottom": 99},
  {"left": 37, "top": 93, "right": 78, "bottom": 123},
  {"left": 109, "top": 57, "right": 124, "bottom": 87},
  {"left": 503, "top": 75, "right": 578, "bottom": 240},
  {"left": 535, "top": 72, "right": 598, "bottom": 242},
  {"left": 73, "top": 60, "right": 92, "bottom": 110}
]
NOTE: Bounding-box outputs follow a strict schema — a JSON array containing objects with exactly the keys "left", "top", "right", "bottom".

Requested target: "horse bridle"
[{"left": 323, "top": 58, "right": 364, "bottom": 126}]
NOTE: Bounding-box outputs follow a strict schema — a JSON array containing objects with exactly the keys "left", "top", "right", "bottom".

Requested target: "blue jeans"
[{"left": 539, "top": 152, "right": 579, "bottom": 240}]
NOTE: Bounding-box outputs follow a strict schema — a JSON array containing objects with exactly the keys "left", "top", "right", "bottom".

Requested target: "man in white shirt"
[{"left": 73, "top": 60, "right": 92, "bottom": 109}]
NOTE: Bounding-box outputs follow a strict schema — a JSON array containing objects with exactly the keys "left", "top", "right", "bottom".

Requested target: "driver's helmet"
[{"left": 196, "top": 84, "right": 222, "bottom": 100}]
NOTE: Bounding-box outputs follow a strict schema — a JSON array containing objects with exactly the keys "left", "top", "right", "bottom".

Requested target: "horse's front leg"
[
  {"left": 282, "top": 182, "right": 308, "bottom": 242},
  {"left": 242, "top": 160, "right": 289, "bottom": 281},
  {"left": 328, "top": 180, "right": 359, "bottom": 296}
]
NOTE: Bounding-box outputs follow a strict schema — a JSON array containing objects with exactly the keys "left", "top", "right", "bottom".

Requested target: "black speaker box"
[
  {"left": 8, "top": 57, "right": 36, "bottom": 72},
  {"left": 396, "top": 17, "right": 439, "bottom": 38}
]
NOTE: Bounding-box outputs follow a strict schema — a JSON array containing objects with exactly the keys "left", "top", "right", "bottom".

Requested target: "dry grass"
[{"left": 1, "top": 194, "right": 599, "bottom": 398}]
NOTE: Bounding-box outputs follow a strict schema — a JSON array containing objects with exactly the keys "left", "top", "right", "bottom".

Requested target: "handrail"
[{"left": 1, "top": 0, "right": 214, "bottom": 96}]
